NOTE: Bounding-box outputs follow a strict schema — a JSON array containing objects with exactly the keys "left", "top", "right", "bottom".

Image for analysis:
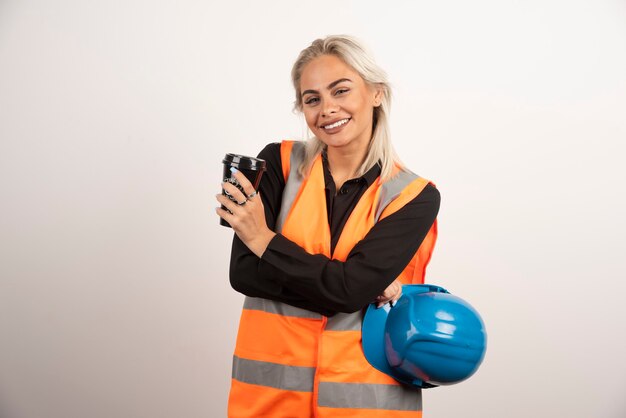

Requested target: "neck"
[{"left": 326, "top": 145, "right": 368, "bottom": 189}]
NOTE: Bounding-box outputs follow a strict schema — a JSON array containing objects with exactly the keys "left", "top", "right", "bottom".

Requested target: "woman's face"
[{"left": 299, "top": 54, "right": 381, "bottom": 153}]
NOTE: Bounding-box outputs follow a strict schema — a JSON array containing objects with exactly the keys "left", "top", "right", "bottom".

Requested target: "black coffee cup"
[{"left": 220, "top": 153, "right": 267, "bottom": 227}]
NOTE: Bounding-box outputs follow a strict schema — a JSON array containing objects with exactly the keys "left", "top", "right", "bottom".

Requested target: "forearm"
[
  {"left": 258, "top": 185, "right": 440, "bottom": 313},
  {"left": 225, "top": 142, "right": 342, "bottom": 315},
  {"left": 258, "top": 234, "right": 414, "bottom": 313},
  {"left": 229, "top": 235, "right": 340, "bottom": 316}
]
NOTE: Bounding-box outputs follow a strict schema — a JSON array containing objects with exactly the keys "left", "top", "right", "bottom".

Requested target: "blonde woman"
[{"left": 216, "top": 35, "right": 439, "bottom": 417}]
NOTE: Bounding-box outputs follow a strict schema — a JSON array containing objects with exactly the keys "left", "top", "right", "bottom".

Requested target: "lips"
[{"left": 321, "top": 118, "right": 351, "bottom": 130}]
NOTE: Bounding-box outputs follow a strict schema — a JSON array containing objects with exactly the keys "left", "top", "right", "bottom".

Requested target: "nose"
[{"left": 321, "top": 96, "right": 339, "bottom": 118}]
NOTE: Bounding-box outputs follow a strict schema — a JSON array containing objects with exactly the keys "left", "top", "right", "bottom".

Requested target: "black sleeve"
[
  {"left": 228, "top": 143, "right": 334, "bottom": 314},
  {"left": 227, "top": 143, "right": 440, "bottom": 316},
  {"left": 259, "top": 185, "right": 440, "bottom": 313}
]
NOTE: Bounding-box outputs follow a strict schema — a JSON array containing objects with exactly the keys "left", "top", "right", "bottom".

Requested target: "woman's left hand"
[
  {"left": 375, "top": 279, "right": 402, "bottom": 308},
  {"left": 216, "top": 169, "right": 276, "bottom": 257}
]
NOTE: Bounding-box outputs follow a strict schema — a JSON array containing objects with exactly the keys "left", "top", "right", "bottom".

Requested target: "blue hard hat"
[{"left": 362, "top": 284, "right": 487, "bottom": 388}]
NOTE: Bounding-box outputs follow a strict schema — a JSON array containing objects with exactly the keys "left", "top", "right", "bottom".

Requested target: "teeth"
[{"left": 323, "top": 118, "right": 349, "bottom": 130}]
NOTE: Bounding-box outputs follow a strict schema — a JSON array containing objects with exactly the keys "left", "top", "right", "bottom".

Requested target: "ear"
[{"left": 372, "top": 85, "right": 383, "bottom": 107}]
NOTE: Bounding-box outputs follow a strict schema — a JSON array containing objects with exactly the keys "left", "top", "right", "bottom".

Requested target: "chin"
[{"left": 319, "top": 137, "right": 351, "bottom": 148}]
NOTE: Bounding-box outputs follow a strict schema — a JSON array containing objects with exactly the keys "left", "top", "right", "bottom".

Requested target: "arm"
[
  {"left": 219, "top": 144, "right": 440, "bottom": 315},
  {"left": 259, "top": 185, "right": 440, "bottom": 313},
  {"left": 222, "top": 144, "right": 338, "bottom": 314}
]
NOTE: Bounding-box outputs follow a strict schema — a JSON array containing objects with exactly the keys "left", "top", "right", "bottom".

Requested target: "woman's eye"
[
  {"left": 304, "top": 97, "right": 319, "bottom": 105},
  {"left": 335, "top": 88, "right": 349, "bottom": 95}
]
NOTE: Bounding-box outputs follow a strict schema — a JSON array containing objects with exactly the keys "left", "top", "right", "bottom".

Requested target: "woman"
[{"left": 216, "top": 35, "right": 440, "bottom": 417}]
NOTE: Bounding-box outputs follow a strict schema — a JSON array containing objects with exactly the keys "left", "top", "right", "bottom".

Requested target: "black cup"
[{"left": 220, "top": 153, "right": 267, "bottom": 227}]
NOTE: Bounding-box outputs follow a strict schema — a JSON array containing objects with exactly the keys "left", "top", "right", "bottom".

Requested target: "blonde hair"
[{"left": 291, "top": 35, "right": 401, "bottom": 181}]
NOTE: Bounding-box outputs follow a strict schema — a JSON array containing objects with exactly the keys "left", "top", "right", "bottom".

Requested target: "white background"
[{"left": 1, "top": 1, "right": 625, "bottom": 417}]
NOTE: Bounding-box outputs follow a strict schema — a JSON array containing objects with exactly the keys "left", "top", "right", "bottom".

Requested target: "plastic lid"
[{"left": 223, "top": 154, "right": 267, "bottom": 171}]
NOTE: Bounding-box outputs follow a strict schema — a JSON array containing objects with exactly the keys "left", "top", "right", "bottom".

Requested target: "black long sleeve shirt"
[{"left": 229, "top": 143, "right": 440, "bottom": 316}]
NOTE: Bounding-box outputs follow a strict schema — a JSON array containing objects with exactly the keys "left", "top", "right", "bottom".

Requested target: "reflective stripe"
[
  {"left": 325, "top": 312, "right": 363, "bottom": 331},
  {"left": 317, "top": 382, "right": 422, "bottom": 411},
  {"left": 276, "top": 141, "right": 306, "bottom": 233},
  {"left": 375, "top": 170, "right": 419, "bottom": 221},
  {"left": 232, "top": 355, "right": 315, "bottom": 392},
  {"left": 243, "top": 297, "right": 322, "bottom": 319},
  {"left": 277, "top": 143, "right": 419, "bottom": 228}
]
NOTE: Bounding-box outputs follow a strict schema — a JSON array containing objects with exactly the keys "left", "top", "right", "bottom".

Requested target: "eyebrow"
[{"left": 301, "top": 78, "right": 352, "bottom": 97}]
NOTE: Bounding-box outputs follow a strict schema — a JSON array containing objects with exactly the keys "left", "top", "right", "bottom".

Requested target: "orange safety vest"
[{"left": 228, "top": 140, "right": 438, "bottom": 418}]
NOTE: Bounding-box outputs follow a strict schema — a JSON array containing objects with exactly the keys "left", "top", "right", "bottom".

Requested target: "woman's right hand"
[
  {"left": 375, "top": 279, "right": 402, "bottom": 308},
  {"left": 216, "top": 168, "right": 276, "bottom": 258}
]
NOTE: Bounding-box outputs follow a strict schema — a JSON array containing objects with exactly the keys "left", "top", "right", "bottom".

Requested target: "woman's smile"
[{"left": 321, "top": 117, "right": 351, "bottom": 133}]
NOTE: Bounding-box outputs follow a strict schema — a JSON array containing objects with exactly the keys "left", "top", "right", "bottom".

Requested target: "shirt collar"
[{"left": 321, "top": 149, "right": 381, "bottom": 187}]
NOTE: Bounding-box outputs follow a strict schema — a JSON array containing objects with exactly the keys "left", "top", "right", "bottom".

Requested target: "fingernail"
[{"left": 230, "top": 167, "right": 239, "bottom": 174}]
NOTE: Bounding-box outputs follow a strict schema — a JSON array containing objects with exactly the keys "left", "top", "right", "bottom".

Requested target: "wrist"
[{"left": 249, "top": 229, "right": 276, "bottom": 258}]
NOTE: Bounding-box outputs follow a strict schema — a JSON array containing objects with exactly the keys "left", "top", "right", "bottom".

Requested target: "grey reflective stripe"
[
  {"left": 317, "top": 381, "right": 422, "bottom": 411},
  {"left": 276, "top": 144, "right": 421, "bottom": 229},
  {"left": 375, "top": 170, "right": 420, "bottom": 221},
  {"left": 275, "top": 141, "right": 306, "bottom": 233},
  {"left": 244, "top": 297, "right": 323, "bottom": 319},
  {"left": 232, "top": 355, "right": 315, "bottom": 392},
  {"left": 325, "top": 311, "right": 363, "bottom": 331}
]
